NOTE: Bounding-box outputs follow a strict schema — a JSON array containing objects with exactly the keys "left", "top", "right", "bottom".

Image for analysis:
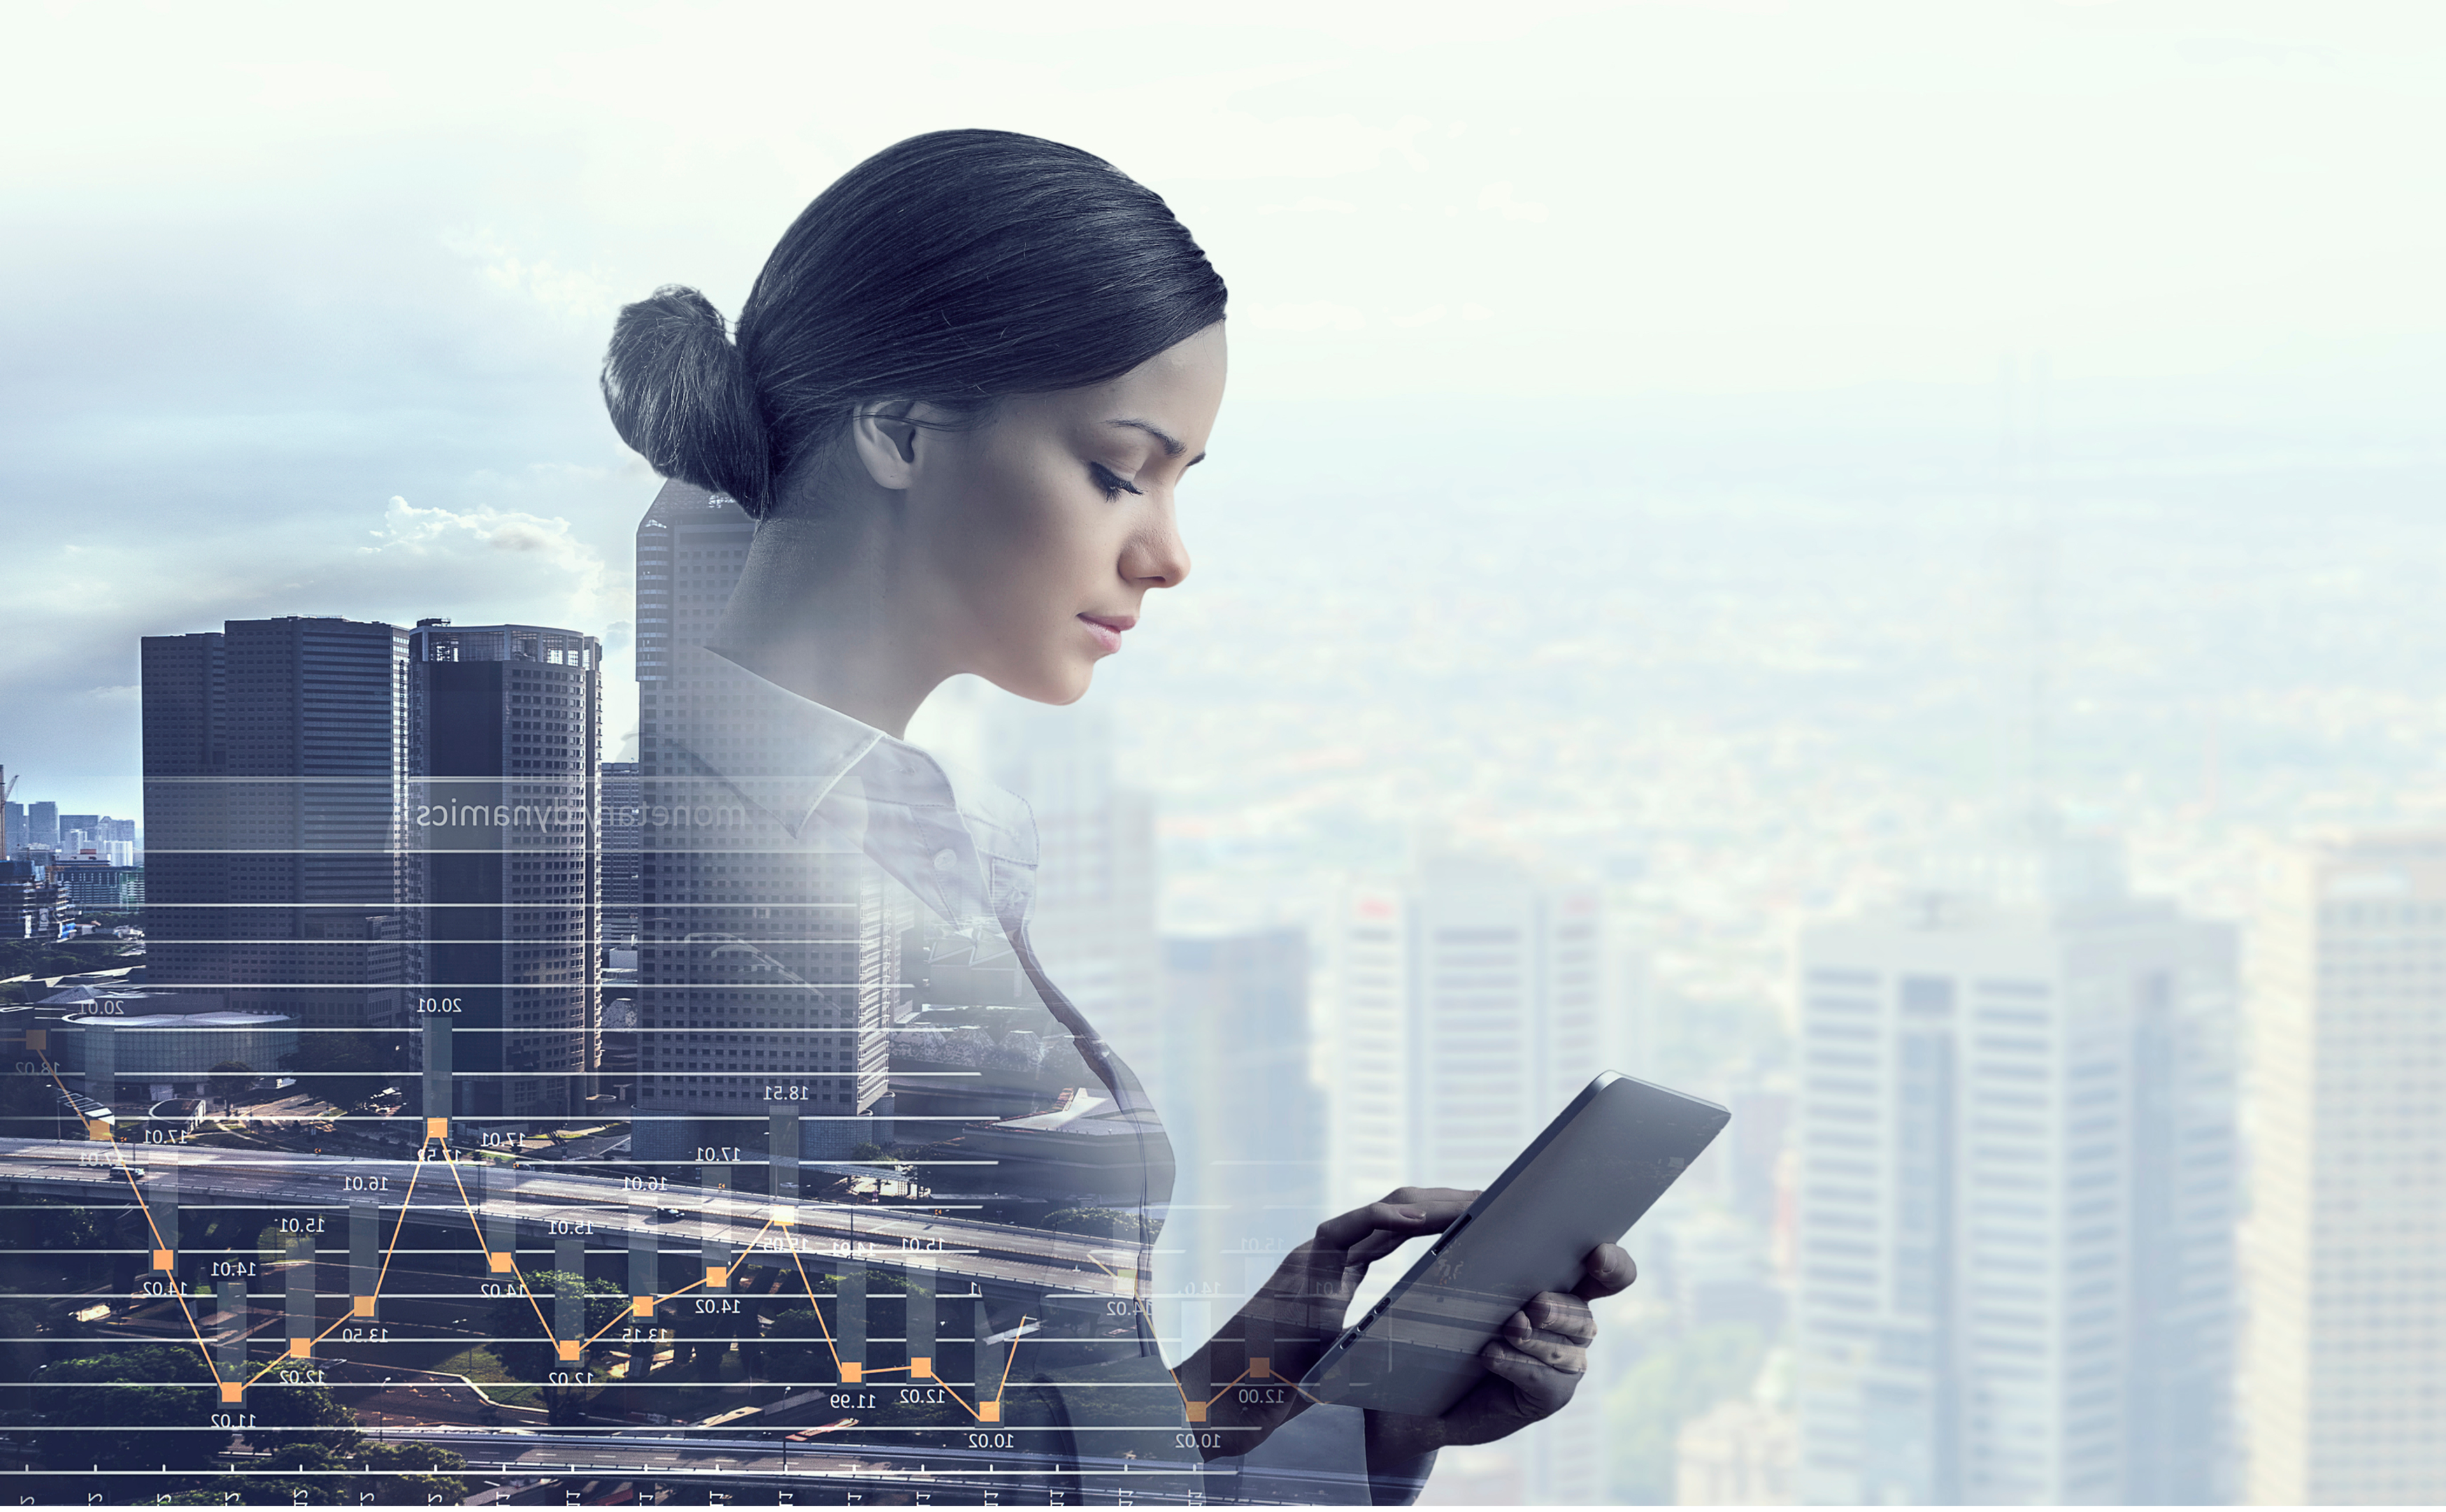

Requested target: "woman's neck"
[{"left": 705, "top": 492, "right": 947, "bottom": 739}]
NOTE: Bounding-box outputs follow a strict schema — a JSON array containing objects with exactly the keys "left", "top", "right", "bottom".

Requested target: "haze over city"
[{"left": 4, "top": 3, "right": 2443, "bottom": 1504}]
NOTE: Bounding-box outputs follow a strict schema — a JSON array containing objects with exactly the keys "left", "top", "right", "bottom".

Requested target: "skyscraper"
[
  {"left": 408, "top": 620, "right": 602, "bottom": 1120},
  {"left": 2244, "top": 833, "right": 2446, "bottom": 1504},
  {"left": 981, "top": 700, "right": 1162, "bottom": 1088},
  {"left": 1319, "top": 853, "right": 1610, "bottom": 1504},
  {"left": 1792, "top": 834, "right": 2237, "bottom": 1505},
  {"left": 631, "top": 480, "right": 894, "bottom": 1166},
  {"left": 1159, "top": 927, "right": 1328, "bottom": 1334},
  {"left": 27, "top": 801, "right": 60, "bottom": 852},
  {"left": 141, "top": 617, "right": 417, "bottom": 1031},
  {"left": 1322, "top": 854, "right": 1605, "bottom": 1208},
  {"left": 600, "top": 760, "right": 641, "bottom": 952}
]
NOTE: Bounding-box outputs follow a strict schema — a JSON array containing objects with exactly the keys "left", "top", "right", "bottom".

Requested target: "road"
[
  {"left": 0, "top": 1138, "right": 1136, "bottom": 1297},
  {"left": 352, "top": 1425, "right": 1215, "bottom": 1500}
]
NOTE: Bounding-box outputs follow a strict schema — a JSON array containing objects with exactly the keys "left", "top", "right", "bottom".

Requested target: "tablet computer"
[{"left": 1298, "top": 1070, "right": 1729, "bottom": 1418}]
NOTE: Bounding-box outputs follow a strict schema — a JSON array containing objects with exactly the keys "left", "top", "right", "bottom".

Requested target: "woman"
[{"left": 603, "top": 127, "right": 1631, "bottom": 1505}]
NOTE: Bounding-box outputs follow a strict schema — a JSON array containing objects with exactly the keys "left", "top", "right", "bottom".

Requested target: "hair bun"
[{"left": 600, "top": 285, "right": 775, "bottom": 515}]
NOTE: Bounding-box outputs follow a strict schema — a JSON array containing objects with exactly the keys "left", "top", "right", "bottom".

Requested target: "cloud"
[
  {"left": 366, "top": 494, "right": 606, "bottom": 583},
  {"left": 1476, "top": 182, "right": 1549, "bottom": 223}
]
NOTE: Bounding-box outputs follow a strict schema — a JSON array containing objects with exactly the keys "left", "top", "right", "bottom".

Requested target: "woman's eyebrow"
[{"left": 1105, "top": 417, "right": 1201, "bottom": 462}]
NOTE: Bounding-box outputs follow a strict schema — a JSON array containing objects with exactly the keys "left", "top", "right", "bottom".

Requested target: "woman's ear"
[{"left": 847, "top": 401, "right": 922, "bottom": 490}]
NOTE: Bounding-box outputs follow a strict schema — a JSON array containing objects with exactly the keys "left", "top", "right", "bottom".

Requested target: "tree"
[
  {"left": 1041, "top": 1206, "right": 1153, "bottom": 1244},
  {"left": 355, "top": 1437, "right": 471, "bottom": 1504},
  {"left": 139, "top": 1438, "right": 468, "bottom": 1506},
  {"left": 27, "top": 1343, "right": 222, "bottom": 1499},
  {"left": 0, "top": 1300, "right": 42, "bottom": 1415},
  {"left": 0, "top": 1065, "right": 68, "bottom": 1138},
  {"left": 668, "top": 1281, "right": 756, "bottom": 1379},
  {"left": 247, "top": 1362, "right": 357, "bottom": 1451},
  {"left": 486, "top": 1269, "right": 626, "bottom": 1423},
  {"left": 748, "top": 1305, "right": 836, "bottom": 1385},
  {"left": 206, "top": 1060, "right": 256, "bottom": 1103}
]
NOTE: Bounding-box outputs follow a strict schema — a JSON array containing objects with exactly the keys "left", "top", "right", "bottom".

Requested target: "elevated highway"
[{"left": 0, "top": 1138, "right": 1136, "bottom": 1298}]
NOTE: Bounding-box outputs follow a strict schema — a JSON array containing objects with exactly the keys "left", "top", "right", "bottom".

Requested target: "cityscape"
[
  {"left": 6, "top": 6, "right": 2444, "bottom": 1502},
  {"left": 6, "top": 414, "right": 2443, "bottom": 1503}
]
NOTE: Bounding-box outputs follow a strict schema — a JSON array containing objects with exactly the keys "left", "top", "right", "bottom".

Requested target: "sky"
[{"left": 5, "top": 0, "right": 2443, "bottom": 817}]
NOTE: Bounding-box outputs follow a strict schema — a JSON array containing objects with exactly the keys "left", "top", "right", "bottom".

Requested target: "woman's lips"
[{"left": 1078, "top": 613, "right": 1134, "bottom": 653}]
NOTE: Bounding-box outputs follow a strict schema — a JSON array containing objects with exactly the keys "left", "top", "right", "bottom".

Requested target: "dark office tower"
[
  {"left": 140, "top": 633, "right": 228, "bottom": 990},
  {"left": 600, "top": 761, "right": 641, "bottom": 952},
  {"left": 142, "top": 618, "right": 415, "bottom": 1030},
  {"left": 409, "top": 621, "right": 601, "bottom": 1120},
  {"left": 28, "top": 802, "right": 60, "bottom": 850}
]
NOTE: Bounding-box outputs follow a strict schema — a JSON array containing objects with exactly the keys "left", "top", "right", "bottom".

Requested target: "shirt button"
[{"left": 933, "top": 848, "right": 958, "bottom": 872}]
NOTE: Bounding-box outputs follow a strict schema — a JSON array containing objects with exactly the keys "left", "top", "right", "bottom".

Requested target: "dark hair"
[{"left": 601, "top": 129, "right": 1227, "bottom": 519}]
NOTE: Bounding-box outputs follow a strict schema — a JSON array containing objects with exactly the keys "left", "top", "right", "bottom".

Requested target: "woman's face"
[{"left": 896, "top": 322, "right": 1226, "bottom": 704}]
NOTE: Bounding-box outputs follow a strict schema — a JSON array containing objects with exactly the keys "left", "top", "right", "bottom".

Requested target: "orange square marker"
[
  {"left": 631, "top": 1295, "right": 654, "bottom": 1316},
  {"left": 289, "top": 1337, "right": 311, "bottom": 1359},
  {"left": 910, "top": 1357, "right": 932, "bottom": 1379},
  {"left": 1184, "top": 1402, "right": 1206, "bottom": 1423},
  {"left": 840, "top": 1362, "right": 862, "bottom": 1383},
  {"left": 556, "top": 1341, "right": 582, "bottom": 1362},
  {"left": 978, "top": 1401, "right": 1001, "bottom": 1423},
  {"left": 353, "top": 1296, "right": 376, "bottom": 1317},
  {"left": 220, "top": 1383, "right": 245, "bottom": 1403},
  {"left": 426, "top": 1116, "right": 448, "bottom": 1138},
  {"left": 152, "top": 1249, "right": 175, "bottom": 1272},
  {"left": 87, "top": 1120, "right": 111, "bottom": 1141},
  {"left": 1248, "top": 1357, "right": 1271, "bottom": 1380},
  {"left": 704, "top": 1265, "right": 728, "bottom": 1289},
  {"left": 25, "top": 1029, "right": 45, "bottom": 1051},
  {"left": 487, "top": 1252, "right": 515, "bottom": 1273},
  {"left": 773, "top": 1209, "right": 792, "bottom": 1227}
]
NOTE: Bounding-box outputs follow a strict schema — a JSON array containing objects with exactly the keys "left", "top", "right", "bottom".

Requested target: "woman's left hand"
[{"left": 1366, "top": 1241, "right": 1637, "bottom": 1459}]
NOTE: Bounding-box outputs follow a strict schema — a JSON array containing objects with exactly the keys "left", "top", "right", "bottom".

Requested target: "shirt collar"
[{"left": 666, "top": 645, "right": 1037, "bottom": 924}]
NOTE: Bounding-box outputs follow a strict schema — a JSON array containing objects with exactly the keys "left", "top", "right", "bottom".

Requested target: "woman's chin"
[{"left": 987, "top": 660, "right": 1097, "bottom": 708}]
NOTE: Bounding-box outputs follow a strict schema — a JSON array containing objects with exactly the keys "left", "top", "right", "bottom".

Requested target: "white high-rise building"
[
  {"left": 1320, "top": 853, "right": 1610, "bottom": 1504},
  {"left": 2244, "top": 834, "right": 2446, "bottom": 1505},
  {"left": 1793, "top": 834, "right": 2237, "bottom": 1504}
]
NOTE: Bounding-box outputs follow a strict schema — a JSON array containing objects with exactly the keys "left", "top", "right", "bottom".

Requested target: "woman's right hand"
[{"left": 1180, "top": 1187, "right": 1478, "bottom": 1454}]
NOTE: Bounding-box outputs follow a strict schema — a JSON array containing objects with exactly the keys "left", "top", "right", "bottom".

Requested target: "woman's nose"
[{"left": 1128, "top": 511, "right": 1192, "bottom": 589}]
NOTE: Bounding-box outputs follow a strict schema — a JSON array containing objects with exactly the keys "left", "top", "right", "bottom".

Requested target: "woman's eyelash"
[{"left": 1091, "top": 463, "right": 1143, "bottom": 498}]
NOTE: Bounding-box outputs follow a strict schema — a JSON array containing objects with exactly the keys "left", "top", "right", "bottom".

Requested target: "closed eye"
[{"left": 1091, "top": 462, "right": 1143, "bottom": 499}]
